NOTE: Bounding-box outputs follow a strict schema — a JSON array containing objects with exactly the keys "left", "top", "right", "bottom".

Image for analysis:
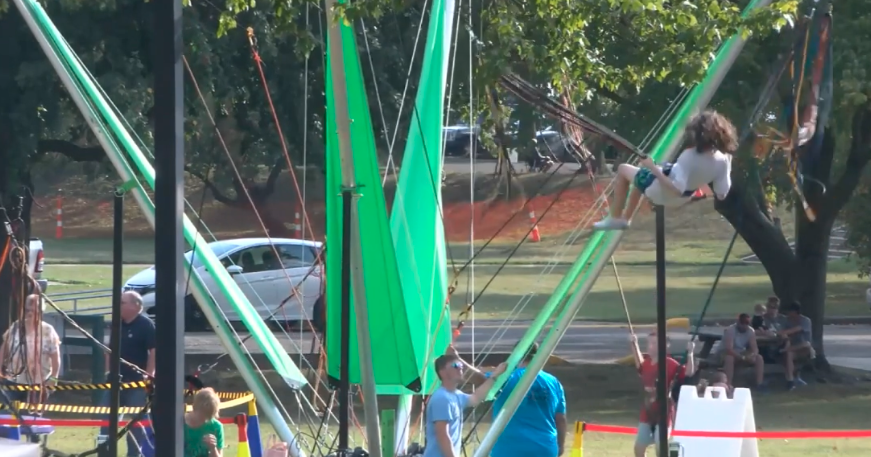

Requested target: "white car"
[{"left": 123, "top": 238, "right": 323, "bottom": 331}]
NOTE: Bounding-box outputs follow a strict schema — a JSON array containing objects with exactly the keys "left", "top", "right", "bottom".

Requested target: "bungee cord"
[
  {"left": 181, "top": 54, "right": 368, "bottom": 448},
  {"left": 52, "top": 27, "right": 353, "bottom": 453}
]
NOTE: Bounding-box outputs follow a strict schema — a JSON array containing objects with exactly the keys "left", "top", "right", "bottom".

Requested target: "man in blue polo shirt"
[
  {"left": 100, "top": 291, "right": 156, "bottom": 456},
  {"left": 491, "top": 342, "right": 567, "bottom": 457}
]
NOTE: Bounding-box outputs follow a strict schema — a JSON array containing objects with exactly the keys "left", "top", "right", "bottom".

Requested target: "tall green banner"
[
  {"left": 324, "top": 7, "right": 422, "bottom": 392},
  {"left": 389, "top": 0, "right": 455, "bottom": 393}
]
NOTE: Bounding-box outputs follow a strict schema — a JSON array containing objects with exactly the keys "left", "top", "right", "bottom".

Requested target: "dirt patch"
[{"left": 31, "top": 171, "right": 614, "bottom": 243}]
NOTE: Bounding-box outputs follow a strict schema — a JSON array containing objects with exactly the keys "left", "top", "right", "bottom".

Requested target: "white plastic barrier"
[
  {"left": 0, "top": 438, "right": 39, "bottom": 457},
  {"left": 672, "top": 385, "right": 759, "bottom": 457}
]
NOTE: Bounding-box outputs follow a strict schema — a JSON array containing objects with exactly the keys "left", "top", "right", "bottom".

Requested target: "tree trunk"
[
  {"left": 257, "top": 204, "right": 293, "bottom": 237},
  {"left": 487, "top": 87, "right": 517, "bottom": 199},
  {"left": 715, "top": 112, "right": 871, "bottom": 375},
  {"left": 793, "top": 206, "right": 833, "bottom": 362}
]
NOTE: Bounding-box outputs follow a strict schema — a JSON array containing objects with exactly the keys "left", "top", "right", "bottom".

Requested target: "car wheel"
[{"left": 185, "top": 295, "right": 212, "bottom": 332}]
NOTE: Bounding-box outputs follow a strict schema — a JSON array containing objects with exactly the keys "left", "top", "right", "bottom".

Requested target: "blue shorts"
[
  {"left": 635, "top": 422, "right": 667, "bottom": 450},
  {"left": 633, "top": 168, "right": 657, "bottom": 193},
  {"left": 633, "top": 164, "right": 696, "bottom": 198}
]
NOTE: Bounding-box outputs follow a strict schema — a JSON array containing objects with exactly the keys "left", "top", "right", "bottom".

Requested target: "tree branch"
[
  {"left": 262, "top": 156, "right": 286, "bottom": 198},
  {"left": 715, "top": 180, "right": 797, "bottom": 295},
  {"left": 586, "top": 80, "right": 627, "bottom": 104},
  {"left": 819, "top": 104, "right": 871, "bottom": 220},
  {"left": 185, "top": 167, "right": 239, "bottom": 206},
  {"left": 37, "top": 140, "right": 104, "bottom": 162}
]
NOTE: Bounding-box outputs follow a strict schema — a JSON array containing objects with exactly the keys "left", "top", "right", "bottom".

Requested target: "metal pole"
[
  {"left": 152, "top": 0, "right": 185, "bottom": 453},
  {"left": 107, "top": 191, "right": 124, "bottom": 457},
  {"left": 655, "top": 205, "right": 669, "bottom": 457},
  {"left": 325, "top": 0, "right": 382, "bottom": 454},
  {"left": 338, "top": 190, "right": 352, "bottom": 453}
]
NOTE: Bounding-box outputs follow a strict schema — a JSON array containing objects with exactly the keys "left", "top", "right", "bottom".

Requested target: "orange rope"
[
  {"left": 246, "top": 28, "right": 322, "bottom": 252},
  {"left": 182, "top": 56, "right": 325, "bottom": 340}
]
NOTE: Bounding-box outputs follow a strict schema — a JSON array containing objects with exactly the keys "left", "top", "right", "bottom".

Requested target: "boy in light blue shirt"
[
  {"left": 491, "top": 342, "right": 567, "bottom": 457},
  {"left": 424, "top": 347, "right": 506, "bottom": 457}
]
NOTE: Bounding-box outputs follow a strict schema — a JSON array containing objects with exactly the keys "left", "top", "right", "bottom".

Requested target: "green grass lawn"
[
  {"left": 40, "top": 203, "right": 868, "bottom": 322},
  {"left": 43, "top": 264, "right": 148, "bottom": 313},
  {"left": 451, "top": 259, "right": 867, "bottom": 322},
  {"left": 42, "top": 238, "right": 157, "bottom": 264},
  {"left": 41, "top": 256, "right": 867, "bottom": 322},
  {"left": 38, "top": 364, "right": 871, "bottom": 456}
]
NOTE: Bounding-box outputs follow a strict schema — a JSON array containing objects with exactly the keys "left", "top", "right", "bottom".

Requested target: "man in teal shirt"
[{"left": 491, "top": 343, "right": 567, "bottom": 457}]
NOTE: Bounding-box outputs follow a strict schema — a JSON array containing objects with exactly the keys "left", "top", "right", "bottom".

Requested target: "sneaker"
[
  {"left": 592, "top": 217, "right": 630, "bottom": 231},
  {"left": 795, "top": 376, "right": 807, "bottom": 387},
  {"left": 754, "top": 382, "right": 768, "bottom": 393},
  {"left": 786, "top": 380, "right": 797, "bottom": 391}
]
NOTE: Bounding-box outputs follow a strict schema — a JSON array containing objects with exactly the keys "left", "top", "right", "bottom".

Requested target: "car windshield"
[{"left": 184, "top": 241, "right": 241, "bottom": 268}]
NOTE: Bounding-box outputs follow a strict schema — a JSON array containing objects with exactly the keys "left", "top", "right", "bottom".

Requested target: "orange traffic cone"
[{"left": 528, "top": 211, "right": 541, "bottom": 242}]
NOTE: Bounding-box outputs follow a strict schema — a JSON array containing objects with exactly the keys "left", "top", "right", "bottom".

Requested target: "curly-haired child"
[{"left": 594, "top": 110, "right": 738, "bottom": 231}]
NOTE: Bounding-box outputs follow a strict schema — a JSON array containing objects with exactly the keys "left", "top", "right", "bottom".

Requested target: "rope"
[
  {"left": 55, "top": 29, "right": 334, "bottom": 450},
  {"left": 454, "top": 166, "right": 583, "bottom": 333},
  {"left": 499, "top": 74, "right": 648, "bottom": 160},
  {"left": 683, "top": 15, "right": 818, "bottom": 355},
  {"left": 182, "top": 55, "right": 324, "bottom": 344},
  {"left": 687, "top": 231, "right": 739, "bottom": 345},
  {"left": 246, "top": 28, "right": 323, "bottom": 252}
]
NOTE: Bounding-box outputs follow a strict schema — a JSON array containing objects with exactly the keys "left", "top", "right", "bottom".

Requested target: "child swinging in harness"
[{"left": 593, "top": 110, "right": 738, "bottom": 231}]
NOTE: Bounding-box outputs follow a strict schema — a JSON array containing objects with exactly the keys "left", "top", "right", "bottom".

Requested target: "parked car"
[
  {"left": 29, "top": 238, "right": 47, "bottom": 293},
  {"left": 123, "top": 238, "right": 323, "bottom": 331},
  {"left": 444, "top": 124, "right": 491, "bottom": 158}
]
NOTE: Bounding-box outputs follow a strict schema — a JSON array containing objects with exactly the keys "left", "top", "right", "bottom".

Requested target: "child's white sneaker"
[{"left": 592, "top": 217, "right": 630, "bottom": 231}]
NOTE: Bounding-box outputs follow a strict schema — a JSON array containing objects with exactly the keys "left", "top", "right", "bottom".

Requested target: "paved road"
[{"left": 180, "top": 320, "right": 871, "bottom": 368}]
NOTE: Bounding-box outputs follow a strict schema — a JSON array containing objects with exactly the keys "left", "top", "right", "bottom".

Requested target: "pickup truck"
[{"left": 29, "top": 238, "right": 47, "bottom": 293}]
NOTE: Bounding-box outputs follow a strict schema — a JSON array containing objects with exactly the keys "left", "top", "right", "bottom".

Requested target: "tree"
[{"left": 713, "top": 4, "right": 871, "bottom": 370}]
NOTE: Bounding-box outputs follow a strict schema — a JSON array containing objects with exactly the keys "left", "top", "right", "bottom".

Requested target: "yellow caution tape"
[
  {"left": 7, "top": 393, "right": 255, "bottom": 415},
  {"left": 1, "top": 381, "right": 249, "bottom": 401},
  {"left": 0, "top": 380, "right": 151, "bottom": 392}
]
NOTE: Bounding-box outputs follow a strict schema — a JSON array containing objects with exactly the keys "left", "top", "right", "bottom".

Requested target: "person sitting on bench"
[
  {"left": 717, "top": 314, "right": 766, "bottom": 391},
  {"left": 776, "top": 302, "right": 814, "bottom": 391}
]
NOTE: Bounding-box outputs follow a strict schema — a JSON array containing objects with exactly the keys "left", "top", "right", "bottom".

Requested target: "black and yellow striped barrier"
[
  {"left": 7, "top": 392, "right": 255, "bottom": 415},
  {"left": 0, "top": 380, "right": 151, "bottom": 392},
  {"left": 0, "top": 381, "right": 250, "bottom": 401}
]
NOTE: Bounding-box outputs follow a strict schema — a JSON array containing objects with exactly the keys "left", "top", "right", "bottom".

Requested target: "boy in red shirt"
[{"left": 629, "top": 332, "right": 696, "bottom": 457}]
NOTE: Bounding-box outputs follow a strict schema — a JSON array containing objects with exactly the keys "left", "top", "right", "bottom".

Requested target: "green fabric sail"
[
  {"left": 325, "top": 8, "right": 422, "bottom": 392},
  {"left": 389, "top": 0, "right": 454, "bottom": 394}
]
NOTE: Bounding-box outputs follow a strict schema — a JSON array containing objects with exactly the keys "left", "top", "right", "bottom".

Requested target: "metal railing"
[{"left": 49, "top": 288, "right": 113, "bottom": 315}]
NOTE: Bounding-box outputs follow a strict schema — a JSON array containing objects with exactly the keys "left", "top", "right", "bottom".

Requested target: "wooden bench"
[{"left": 690, "top": 330, "right": 818, "bottom": 383}]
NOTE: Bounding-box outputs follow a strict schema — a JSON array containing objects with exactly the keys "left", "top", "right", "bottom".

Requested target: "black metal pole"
[
  {"left": 338, "top": 190, "right": 352, "bottom": 455},
  {"left": 0, "top": 209, "right": 10, "bottom": 336},
  {"left": 655, "top": 205, "right": 669, "bottom": 457},
  {"left": 107, "top": 191, "right": 124, "bottom": 457},
  {"left": 153, "top": 0, "right": 185, "bottom": 453}
]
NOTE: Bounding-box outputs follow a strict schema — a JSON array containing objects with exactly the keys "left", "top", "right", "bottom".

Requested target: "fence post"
[{"left": 55, "top": 189, "right": 63, "bottom": 239}]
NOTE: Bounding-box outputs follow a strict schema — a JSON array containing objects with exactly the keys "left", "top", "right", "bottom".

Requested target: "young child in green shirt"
[{"left": 184, "top": 388, "right": 225, "bottom": 457}]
